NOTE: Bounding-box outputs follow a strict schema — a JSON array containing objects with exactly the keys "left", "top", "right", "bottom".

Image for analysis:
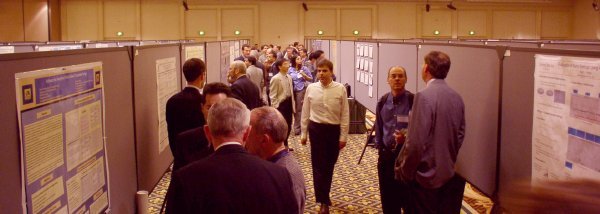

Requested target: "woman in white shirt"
[{"left": 300, "top": 59, "right": 349, "bottom": 214}]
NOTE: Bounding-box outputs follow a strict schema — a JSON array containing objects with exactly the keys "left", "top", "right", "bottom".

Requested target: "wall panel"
[
  {"left": 221, "top": 8, "right": 254, "bottom": 38},
  {"left": 376, "top": 2, "right": 417, "bottom": 39},
  {"left": 340, "top": 8, "right": 372, "bottom": 37},
  {"left": 492, "top": 10, "right": 537, "bottom": 39},
  {"left": 104, "top": 0, "right": 139, "bottom": 40},
  {"left": 140, "top": 0, "right": 181, "bottom": 40},
  {"left": 185, "top": 9, "right": 218, "bottom": 39},
  {"left": 305, "top": 8, "right": 336, "bottom": 37},
  {"left": 0, "top": 0, "right": 25, "bottom": 41},
  {"left": 62, "top": 0, "right": 100, "bottom": 41},
  {"left": 458, "top": 10, "right": 487, "bottom": 38},
  {"left": 422, "top": 10, "right": 453, "bottom": 37},
  {"left": 541, "top": 10, "right": 571, "bottom": 38}
]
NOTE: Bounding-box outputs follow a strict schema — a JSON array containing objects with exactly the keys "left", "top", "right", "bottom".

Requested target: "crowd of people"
[{"left": 164, "top": 41, "right": 467, "bottom": 214}]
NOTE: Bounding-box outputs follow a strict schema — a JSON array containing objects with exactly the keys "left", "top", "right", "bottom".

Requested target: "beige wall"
[
  {"left": 3, "top": 0, "right": 600, "bottom": 43},
  {"left": 0, "top": 0, "right": 49, "bottom": 42},
  {"left": 573, "top": 0, "right": 600, "bottom": 39}
]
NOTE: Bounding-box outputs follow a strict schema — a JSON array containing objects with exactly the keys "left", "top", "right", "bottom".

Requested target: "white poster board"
[
  {"left": 532, "top": 54, "right": 600, "bottom": 184},
  {"left": 156, "top": 57, "right": 179, "bottom": 153},
  {"left": 15, "top": 62, "right": 109, "bottom": 214}
]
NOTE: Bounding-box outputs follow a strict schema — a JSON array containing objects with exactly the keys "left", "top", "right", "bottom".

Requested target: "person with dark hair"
[
  {"left": 234, "top": 44, "right": 252, "bottom": 61},
  {"left": 300, "top": 59, "right": 349, "bottom": 214},
  {"left": 270, "top": 58, "right": 295, "bottom": 149},
  {"left": 245, "top": 106, "right": 306, "bottom": 213},
  {"left": 395, "top": 51, "right": 466, "bottom": 214},
  {"left": 244, "top": 55, "right": 265, "bottom": 103},
  {"left": 374, "top": 66, "right": 413, "bottom": 213},
  {"left": 259, "top": 45, "right": 270, "bottom": 63},
  {"left": 289, "top": 55, "right": 312, "bottom": 135},
  {"left": 172, "top": 82, "right": 231, "bottom": 171},
  {"left": 166, "top": 98, "right": 299, "bottom": 214},
  {"left": 308, "top": 50, "right": 325, "bottom": 82},
  {"left": 228, "top": 60, "right": 263, "bottom": 110},
  {"left": 166, "top": 58, "right": 206, "bottom": 158}
]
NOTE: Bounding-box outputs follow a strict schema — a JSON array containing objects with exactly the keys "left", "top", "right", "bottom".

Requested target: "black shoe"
[{"left": 288, "top": 148, "right": 294, "bottom": 151}]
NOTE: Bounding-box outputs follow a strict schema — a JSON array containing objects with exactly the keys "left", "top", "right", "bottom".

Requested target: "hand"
[
  {"left": 300, "top": 137, "right": 307, "bottom": 145},
  {"left": 393, "top": 130, "right": 406, "bottom": 146},
  {"left": 339, "top": 141, "right": 347, "bottom": 150}
]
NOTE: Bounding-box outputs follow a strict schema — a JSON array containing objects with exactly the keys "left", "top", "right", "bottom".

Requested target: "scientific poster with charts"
[
  {"left": 156, "top": 57, "right": 179, "bottom": 153},
  {"left": 15, "top": 62, "right": 109, "bottom": 214},
  {"left": 184, "top": 45, "right": 205, "bottom": 61},
  {"left": 532, "top": 54, "right": 600, "bottom": 184}
]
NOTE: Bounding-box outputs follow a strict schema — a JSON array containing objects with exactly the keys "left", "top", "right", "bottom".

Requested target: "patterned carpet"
[{"left": 147, "top": 133, "right": 492, "bottom": 214}]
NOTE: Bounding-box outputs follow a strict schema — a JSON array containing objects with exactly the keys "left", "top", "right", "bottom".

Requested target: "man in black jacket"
[
  {"left": 228, "top": 60, "right": 264, "bottom": 110},
  {"left": 166, "top": 58, "right": 206, "bottom": 157}
]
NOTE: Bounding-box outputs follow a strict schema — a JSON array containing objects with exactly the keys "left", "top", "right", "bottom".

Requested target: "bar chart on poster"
[
  {"left": 15, "top": 62, "right": 109, "bottom": 214},
  {"left": 532, "top": 55, "right": 600, "bottom": 184}
]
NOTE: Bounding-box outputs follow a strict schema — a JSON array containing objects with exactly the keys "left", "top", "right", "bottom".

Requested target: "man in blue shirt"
[{"left": 374, "top": 66, "right": 413, "bottom": 213}]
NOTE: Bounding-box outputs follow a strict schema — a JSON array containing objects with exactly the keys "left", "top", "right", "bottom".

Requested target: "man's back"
[
  {"left": 398, "top": 79, "right": 465, "bottom": 189},
  {"left": 275, "top": 153, "right": 306, "bottom": 213},
  {"left": 165, "top": 87, "right": 204, "bottom": 152},
  {"left": 246, "top": 65, "right": 264, "bottom": 93},
  {"left": 166, "top": 144, "right": 299, "bottom": 214},
  {"left": 231, "top": 75, "right": 263, "bottom": 110}
]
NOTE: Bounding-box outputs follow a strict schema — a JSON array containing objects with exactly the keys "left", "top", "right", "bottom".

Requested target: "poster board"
[
  {"left": 205, "top": 42, "right": 221, "bottom": 83},
  {"left": 417, "top": 44, "right": 503, "bottom": 196},
  {"left": 15, "top": 62, "right": 110, "bottom": 214},
  {"left": 531, "top": 55, "right": 600, "bottom": 183},
  {"left": 0, "top": 47, "right": 137, "bottom": 214},
  {"left": 353, "top": 42, "right": 378, "bottom": 112},
  {"left": 132, "top": 44, "right": 181, "bottom": 191},
  {"left": 499, "top": 47, "right": 600, "bottom": 210},
  {"left": 181, "top": 43, "right": 206, "bottom": 89},
  {"left": 220, "top": 41, "right": 231, "bottom": 83}
]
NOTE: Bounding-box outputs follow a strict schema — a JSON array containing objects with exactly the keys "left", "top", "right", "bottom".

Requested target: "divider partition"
[
  {"left": 0, "top": 47, "right": 138, "bottom": 213},
  {"left": 132, "top": 44, "right": 182, "bottom": 192},
  {"left": 339, "top": 41, "right": 355, "bottom": 97},
  {"left": 205, "top": 41, "right": 221, "bottom": 83},
  {"left": 417, "top": 44, "right": 505, "bottom": 197}
]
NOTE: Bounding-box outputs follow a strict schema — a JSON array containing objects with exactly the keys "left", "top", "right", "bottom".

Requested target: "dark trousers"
[
  {"left": 377, "top": 147, "right": 407, "bottom": 213},
  {"left": 276, "top": 97, "right": 293, "bottom": 147},
  {"left": 404, "top": 174, "right": 466, "bottom": 214},
  {"left": 308, "top": 121, "right": 341, "bottom": 205}
]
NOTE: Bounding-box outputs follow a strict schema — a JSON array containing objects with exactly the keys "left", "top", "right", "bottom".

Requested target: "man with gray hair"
[
  {"left": 228, "top": 60, "right": 263, "bottom": 110},
  {"left": 166, "top": 98, "right": 298, "bottom": 213},
  {"left": 245, "top": 106, "right": 306, "bottom": 213}
]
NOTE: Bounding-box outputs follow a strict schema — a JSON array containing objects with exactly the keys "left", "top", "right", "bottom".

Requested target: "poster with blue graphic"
[
  {"left": 15, "top": 62, "right": 109, "bottom": 214},
  {"left": 532, "top": 55, "right": 600, "bottom": 184}
]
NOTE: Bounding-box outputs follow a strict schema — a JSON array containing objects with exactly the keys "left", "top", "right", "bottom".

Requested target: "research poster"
[
  {"left": 156, "top": 57, "right": 179, "bottom": 153},
  {"left": 221, "top": 42, "right": 231, "bottom": 83},
  {"left": 532, "top": 54, "right": 600, "bottom": 184},
  {"left": 184, "top": 45, "right": 205, "bottom": 61},
  {"left": 15, "top": 62, "right": 109, "bottom": 214}
]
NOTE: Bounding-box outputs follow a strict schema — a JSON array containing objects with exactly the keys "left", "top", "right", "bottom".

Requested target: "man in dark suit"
[
  {"left": 166, "top": 58, "right": 206, "bottom": 157},
  {"left": 166, "top": 98, "right": 299, "bottom": 214},
  {"left": 395, "top": 51, "right": 466, "bottom": 214},
  {"left": 171, "top": 82, "right": 231, "bottom": 171},
  {"left": 228, "top": 60, "right": 264, "bottom": 110}
]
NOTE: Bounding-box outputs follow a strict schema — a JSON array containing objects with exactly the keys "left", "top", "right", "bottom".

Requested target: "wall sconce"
[
  {"left": 353, "top": 30, "right": 360, "bottom": 35},
  {"left": 433, "top": 30, "right": 440, "bottom": 35},
  {"left": 234, "top": 30, "right": 241, "bottom": 35},
  {"left": 116, "top": 31, "right": 124, "bottom": 37},
  {"left": 447, "top": 1, "right": 457, "bottom": 10},
  {"left": 317, "top": 30, "right": 324, "bottom": 35},
  {"left": 469, "top": 30, "right": 476, "bottom": 35},
  {"left": 198, "top": 31, "right": 205, "bottom": 36}
]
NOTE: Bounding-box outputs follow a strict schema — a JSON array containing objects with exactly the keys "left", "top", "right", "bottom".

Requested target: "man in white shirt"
[
  {"left": 270, "top": 58, "right": 295, "bottom": 149},
  {"left": 300, "top": 59, "right": 349, "bottom": 214}
]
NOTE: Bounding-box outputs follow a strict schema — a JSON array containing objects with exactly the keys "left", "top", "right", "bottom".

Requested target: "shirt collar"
[
  {"left": 215, "top": 142, "right": 242, "bottom": 151},
  {"left": 185, "top": 85, "right": 202, "bottom": 94},
  {"left": 426, "top": 78, "right": 436, "bottom": 87}
]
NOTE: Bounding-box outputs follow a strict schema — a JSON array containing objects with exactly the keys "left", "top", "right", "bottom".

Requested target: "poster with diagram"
[
  {"left": 15, "top": 62, "right": 109, "bottom": 214},
  {"left": 532, "top": 54, "right": 600, "bottom": 184}
]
